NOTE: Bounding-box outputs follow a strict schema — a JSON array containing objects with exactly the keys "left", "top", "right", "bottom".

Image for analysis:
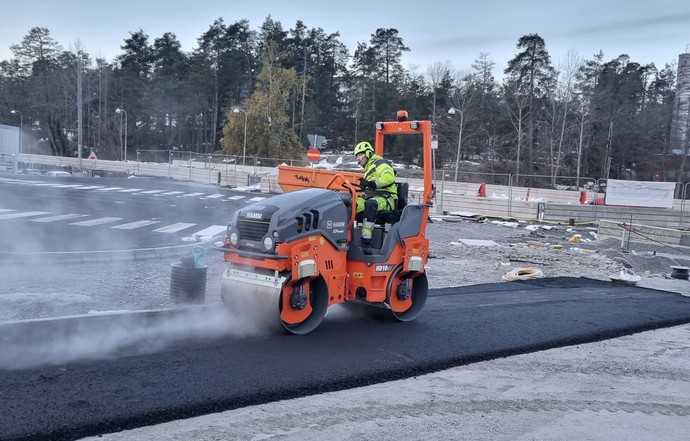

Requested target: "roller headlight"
[
  {"left": 229, "top": 232, "right": 239, "bottom": 246},
  {"left": 263, "top": 236, "right": 274, "bottom": 251}
]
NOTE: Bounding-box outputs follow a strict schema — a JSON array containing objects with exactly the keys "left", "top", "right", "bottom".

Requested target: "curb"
[{"left": 0, "top": 242, "right": 218, "bottom": 265}]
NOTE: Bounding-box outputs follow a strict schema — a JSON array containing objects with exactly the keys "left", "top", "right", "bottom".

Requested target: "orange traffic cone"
[
  {"left": 478, "top": 183, "right": 487, "bottom": 198},
  {"left": 579, "top": 191, "right": 588, "bottom": 204}
]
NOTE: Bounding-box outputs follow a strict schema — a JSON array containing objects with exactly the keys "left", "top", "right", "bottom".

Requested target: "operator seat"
[{"left": 374, "top": 182, "right": 408, "bottom": 225}]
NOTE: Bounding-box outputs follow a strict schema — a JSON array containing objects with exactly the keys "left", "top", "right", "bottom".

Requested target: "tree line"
[{"left": 0, "top": 18, "right": 681, "bottom": 184}]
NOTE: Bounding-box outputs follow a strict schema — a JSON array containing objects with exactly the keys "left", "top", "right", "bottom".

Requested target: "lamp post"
[
  {"left": 233, "top": 107, "right": 248, "bottom": 166},
  {"left": 10, "top": 110, "right": 22, "bottom": 154},
  {"left": 115, "top": 108, "right": 127, "bottom": 161},
  {"left": 448, "top": 107, "right": 464, "bottom": 182}
]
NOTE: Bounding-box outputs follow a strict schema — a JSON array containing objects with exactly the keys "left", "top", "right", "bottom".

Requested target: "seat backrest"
[{"left": 397, "top": 182, "right": 408, "bottom": 210}]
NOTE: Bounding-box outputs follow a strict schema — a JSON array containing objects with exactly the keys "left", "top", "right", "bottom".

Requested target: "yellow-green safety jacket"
[{"left": 362, "top": 154, "right": 397, "bottom": 202}]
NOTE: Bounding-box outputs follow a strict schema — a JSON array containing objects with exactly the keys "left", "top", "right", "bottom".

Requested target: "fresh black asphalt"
[{"left": 1, "top": 278, "right": 690, "bottom": 441}]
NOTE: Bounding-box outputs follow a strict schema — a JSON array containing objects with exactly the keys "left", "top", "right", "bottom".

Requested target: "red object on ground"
[
  {"left": 590, "top": 197, "right": 606, "bottom": 205},
  {"left": 579, "top": 191, "right": 588, "bottom": 204},
  {"left": 478, "top": 182, "right": 487, "bottom": 198}
]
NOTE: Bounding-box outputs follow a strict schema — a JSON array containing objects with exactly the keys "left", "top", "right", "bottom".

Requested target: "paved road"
[
  {"left": 0, "top": 173, "right": 266, "bottom": 253},
  {"left": 0, "top": 173, "right": 266, "bottom": 322},
  {"left": 2, "top": 278, "right": 690, "bottom": 441}
]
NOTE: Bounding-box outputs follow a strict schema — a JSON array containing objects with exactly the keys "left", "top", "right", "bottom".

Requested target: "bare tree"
[
  {"left": 427, "top": 61, "right": 452, "bottom": 125},
  {"left": 550, "top": 51, "right": 582, "bottom": 186},
  {"left": 504, "top": 79, "right": 529, "bottom": 184},
  {"left": 448, "top": 71, "right": 476, "bottom": 181}
]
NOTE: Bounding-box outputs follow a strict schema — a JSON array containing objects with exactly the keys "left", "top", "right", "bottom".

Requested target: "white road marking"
[
  {"left": 153, "top": 222, "right": 197, "bottom": 233},
  {"left": 53, "top": 184, "right": 83, "bottom": 189},
  {"left": 75, "top": 186, "right": 104, "bottom": 190},
  {"left": 249, "top": 196, "right": 266, "bottom": 202},
  {"left": 177, "top": 192, "right": 205, "bottom": 197},
  {"left": 138, "top": 190, "right": 165, "bottom": 194},
  {"left": 225, "top": 195, "right": 246, "bottom": 201},
  {"left": 202, "top": 193, "right": 224, "bottom": 199},
  {"left": 158, "top": 191, "right": 184, "bottom": 196},
  {"left": 118, "top": 188, "right": 143, "bottom": 193},
  {"left": 95, "top": 187, "right": 124, "bottom": 191},
  {"left": 0, "top": 211, "right": 50, "bottom": 220},
  {"left": 31, "top": 214, "right": 87, "bottom": 223},
  {"left": 70, "top": 217, "right": 123, "bottom": 226},
  {"left": 189, "top": 225, "right": 227, "bottom": 240},
  {"left": 0, "top": 209, "right": 16, "bottom": 213},
  {"left": 112, "top": 220, "right": 160, "bottom": 230}
]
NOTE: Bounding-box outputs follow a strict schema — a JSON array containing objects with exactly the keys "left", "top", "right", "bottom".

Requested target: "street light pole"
[
  {"left": 10, "top": 110, "right": 22, "bottom": 154},
  {"left": 233, "top": 108, "right": 248, "bottom": 166},
  {"left": 448, "top": 107, "right": 464, "bottom": 182},
  {"left": 115, "top": 108, "right": 128, "bottom": 161}
]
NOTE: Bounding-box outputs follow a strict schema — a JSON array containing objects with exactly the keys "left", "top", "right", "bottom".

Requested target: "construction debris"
[
  {"left": 568, "top": 234, "right": 582, "bottom": 244},
  {"left": 609, "top": 269, "right": 641, "bottom": 285},
  {"left": 491, "top": 220, "right": 519, "bottom": 228},
  {"left": 502, "top": 267, "right": 545, "bottom": 281},
  {"left": 452, "top": 239, "right": 500, "bottom": 247},
  {"left": 670, "top": 266, "right": 690, "bottom": 280}
]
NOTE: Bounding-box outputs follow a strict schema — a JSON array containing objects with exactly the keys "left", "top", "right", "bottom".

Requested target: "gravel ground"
[
  {"left": 426, "top": 216, "right": 690, "bottom": 295},
  {"left": 2, "top": 215, "right": 690, "bottom": 322}
]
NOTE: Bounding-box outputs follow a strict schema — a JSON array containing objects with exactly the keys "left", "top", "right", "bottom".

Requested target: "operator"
[{"left": 353, "top": 141, "right": 397, "bottom": 242}]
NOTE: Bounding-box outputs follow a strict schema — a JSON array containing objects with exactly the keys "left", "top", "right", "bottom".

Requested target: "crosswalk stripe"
[
  {"left": 112, "top": 220, "right": 160, "bottom": 230},
  {"left": 158, "top": 191, "right": 184, "bottom": 196},
  {"left": 153, "top": 222, "right": 197, "bottom": 233},
  {"left": 177, "top": 192, "right": 205, "bottom": 197},
  {"left": 0, "top": 211, "right": 50, "bottom": 220},
  {"left": 95, "top": 187, "right": 124, "bottom": 191},
  {"left": 31, "top": 183, "right": 58, "bottom": 187},
  {"left": 225, "top": 195, "right": 246, "bottom": 201},
  {"left": 70, "top": 217, "right": 123, "bottom": 226},
  {"left": 54, "top": 184, "right": 83, "bottom": 189},
  {"left": 202, "top": 194, "right": 224, "bottom": 199},
  {"left": 118, "top": 188, "right": 143, "bottom": 193},
  {"left": 75, "top": 186, "right": 104, "bottom": 190},
  {"left": 31, "top": 214, "right": 87, "bottom": 223},
  {"left": 0, "top": 209, "right": 16, "bottom": 213},
  {"left": 249, "top": 196, "right": 266, "bottom": 202},
  {"left": 189, "top": 225, "right": 226, "bottom": 240},
  {"left": 138, "top": 190, "right": 165, "bottom": 194}
]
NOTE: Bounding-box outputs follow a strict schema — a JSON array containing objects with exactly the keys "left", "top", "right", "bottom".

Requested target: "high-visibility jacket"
[{"left": 362, "top": 154, "right": 397, "bottom": 202}]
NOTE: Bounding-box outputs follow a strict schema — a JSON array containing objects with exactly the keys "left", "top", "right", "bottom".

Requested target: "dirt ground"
[{"left": 424, "top": 214, "right": 690, "bottom": 293}]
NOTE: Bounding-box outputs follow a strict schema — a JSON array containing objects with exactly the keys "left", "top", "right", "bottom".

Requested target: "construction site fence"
[{"left": 11, "top": 152, "right": 690, "bottom": 245}]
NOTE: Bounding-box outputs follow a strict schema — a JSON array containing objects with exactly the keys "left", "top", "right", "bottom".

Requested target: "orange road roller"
[{"left": 218, "top": 111, "right": 434, "bottom": 334}]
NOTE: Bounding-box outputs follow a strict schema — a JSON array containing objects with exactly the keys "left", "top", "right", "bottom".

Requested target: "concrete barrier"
[{"left": 16, "top": 153, "right": 690, "bottom": 223}]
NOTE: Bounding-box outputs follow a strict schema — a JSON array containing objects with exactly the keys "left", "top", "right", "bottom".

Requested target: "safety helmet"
[{"left": 353, "top": 141, "right": 374, "bottom": 158}]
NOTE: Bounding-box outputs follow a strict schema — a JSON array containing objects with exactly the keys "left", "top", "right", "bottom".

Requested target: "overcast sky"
[{"left": 1, "top": 0, "right": 689, "bottom": 76}]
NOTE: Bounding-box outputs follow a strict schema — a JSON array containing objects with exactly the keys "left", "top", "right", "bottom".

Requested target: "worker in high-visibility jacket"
[{"left": 353, "top": 141, "right": 397, "bottom": 242}]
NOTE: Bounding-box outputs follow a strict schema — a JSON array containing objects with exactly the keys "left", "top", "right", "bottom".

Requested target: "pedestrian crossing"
[
  {"left": 0, "top": 208, "right": 228, "bottom": 242},
  {"left": 70, "top": 217, "right": 123, "bottom": 226},
  {"left": 0, "top": 177, "right": 268, "bottom": 204}
]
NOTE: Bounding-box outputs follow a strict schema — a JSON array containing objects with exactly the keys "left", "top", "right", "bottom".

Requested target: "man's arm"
[{"left": 374, "top": 164, "right": 396, "bottom": 189}]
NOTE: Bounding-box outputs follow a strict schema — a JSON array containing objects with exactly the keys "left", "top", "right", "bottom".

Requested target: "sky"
[{"left": 1, "top": 0, "right": 689, "bottom": 76}]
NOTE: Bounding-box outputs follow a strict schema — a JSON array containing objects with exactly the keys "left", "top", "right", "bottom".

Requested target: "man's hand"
[{"left": 360, "top": 180, "right": 377, "bottom": 192}]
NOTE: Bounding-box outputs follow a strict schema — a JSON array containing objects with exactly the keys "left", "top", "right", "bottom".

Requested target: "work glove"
[{"left": 360, "top": 180, "right": 377, "bottom": 192}]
